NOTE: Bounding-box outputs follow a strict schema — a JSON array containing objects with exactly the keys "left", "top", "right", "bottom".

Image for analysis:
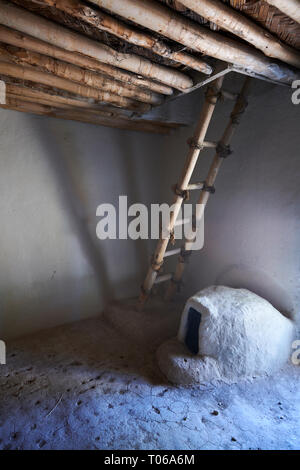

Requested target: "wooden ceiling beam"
[
  {"left": 179, "top": 0, "right": 300, "bottom": 68},
  {"left": 4, "top": 83, "right": 184, "bottom": 129},
  {"left": 4, "top": 83, "right": 134, "bottom": 118},
  {"left": 92, "top": 0, "right": 299, "bottom": 84},
  {"left": 26, "top": 0, "right": 212, "bottom": 75},
  {"left": 0, "top": 1, "right": 193, "bottom": 91},
  {"left": 0, "top": 97, "right": 180, "bottom": 134},
  {"left": 0, "top": 60, "right": 150, "bottom": 113},
  {"left": 0, "top": 25, "right": 173, "bottom": 97},
  {"left": 0, "top": 43, "right": 162, "bottom": 105}
]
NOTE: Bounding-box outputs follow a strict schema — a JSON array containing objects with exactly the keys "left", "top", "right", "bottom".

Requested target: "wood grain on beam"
[
  {"left": 0, "top": 25, "right": 173, "bottom": 96},
  {"left": 0, "top": 1, "right": 193, "bottom": 91},
  {"left": 0, "top": 43, "right": 163, "bottom": 105},
  {"left": 0, "top": 60, "right": 151, "bottom": 113},
  {"left": 91, "top": 0, "right": 299, "bottom": 84},
  {"left": 0, "top": 97, "right": 180, "bottom": 134},
  {"left": 4, "top": 83, "right": 131, "bottom": 117},
  {"left": 179, "top": 0, "right": 300, "bottom": 68},
  {"left": 4, "top": 83, "right": 184, "bottom": 131},
  {"left": 26, "top": 0, "right": 212, "bottom": 75}
]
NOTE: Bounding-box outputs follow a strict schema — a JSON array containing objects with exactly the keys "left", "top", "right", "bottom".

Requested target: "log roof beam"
[
  {"left": 0, "top": 43, "right": 163, "bottom": 105},
  {"left": 25, "top": 0, "right": 212, "bottom": 75},
  {"left": 0, "top": 1, "right": 193, "bottom": 91},
  {"left": 0, "top": 25, "right": 173, "bottom": 97},
  {"left": 0, "top": 60, "right": 151, "bottom": 113},
  {"left": 91, "top": 0, "right": 299, "bottom": 85},
  {"left": 179, "top": 0, "right": 300, "bottom": 69},
  {"left": 3, "top": 83, "right": 136, "bottom": 118},
  {"left": 0, "top": 97, "right": 181, "bottom": 133}
]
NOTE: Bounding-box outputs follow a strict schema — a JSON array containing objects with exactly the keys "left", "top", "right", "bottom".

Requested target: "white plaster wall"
[
  {"left": 0, "top": 108, "right": 175, "bottom": 339},
  {"left": 0, "top": 75, "right": 299, "bottom": 339}
]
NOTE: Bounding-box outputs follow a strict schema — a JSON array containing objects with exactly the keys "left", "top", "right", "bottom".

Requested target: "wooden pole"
[
  {"left": 139, "top": 75, "right": 225, "bottom": 306},
  {"left": 0, "top": 97, "right": 179, "bottom": 134},
  {"left": 0, "top": 26, "right": 173, "bottom": 96},
  {"left": 165, "top": 78, "right": 251, "bottom": 300},
  {"left": 4, "top": 83, "right": 134, "bottom": 117},
  {"left": 1, "top": 78, "right": 134, "bottom": 115},
  {"left": 92, "top": 0, "right": 299, "bottom": 84},
  {"left": 0, "top": 43, "right": 162, "bottom": 105},
  {"left": 179, "top": 0, "right": 300, "bottom": 68},
  {"left": 0, "top": 60, "right": 150, "bottom": 113},
  {"left": 0, "top": 1, "right": 193, "bottom": 91},
  {"left": 265, "top": 0, "right": 300, "bottom": 24},
  {"left": 4, "top": 83, "right": 183, "bottom": 129},
  {"left": 27, "top": 0, "right": 212, "bottom": 75}
]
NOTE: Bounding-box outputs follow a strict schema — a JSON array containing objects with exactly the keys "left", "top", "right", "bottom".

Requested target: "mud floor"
[{"left": 0, "top": 299, "right": 299, "bottom": 450}]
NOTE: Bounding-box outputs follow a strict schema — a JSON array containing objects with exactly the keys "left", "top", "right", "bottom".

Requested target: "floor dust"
[{"left": 0, "top": 298, "right": 299, "bottom": 450}]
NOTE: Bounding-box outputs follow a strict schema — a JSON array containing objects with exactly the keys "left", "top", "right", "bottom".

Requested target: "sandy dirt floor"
[{"left": 0, "top": 298, "right": 299, "bottom": 450}]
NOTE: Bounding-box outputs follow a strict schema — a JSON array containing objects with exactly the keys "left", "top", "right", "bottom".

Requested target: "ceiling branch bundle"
[
  {"left": 92, "top": 0, "right": 299, "bottom": 84},
  {"left": 26, "top": 0, "right": 212, "bottom": 75},
  {"left": 0, "top": 1, "right": 193, "bottom": 91}
]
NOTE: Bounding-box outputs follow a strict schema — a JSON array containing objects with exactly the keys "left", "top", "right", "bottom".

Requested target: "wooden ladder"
[{"left": 139, "top": 76, "right": 251, "bottom": 307}]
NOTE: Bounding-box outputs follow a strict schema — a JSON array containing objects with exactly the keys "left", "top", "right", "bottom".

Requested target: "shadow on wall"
[
  {"left": 113, "top": 130, "right": 154, "bottom": 292},
  {"left": 215, "top": 264, "right": 295, "bottom": 320},
  {"left": 1, "top": 109, "right": 179, "bottom": 340},
  {"left": 32, "top": 118, "right": 113, "bottom": 303},
  {"left": 29, "top": 117, "right": 158, "bottom": 306}
]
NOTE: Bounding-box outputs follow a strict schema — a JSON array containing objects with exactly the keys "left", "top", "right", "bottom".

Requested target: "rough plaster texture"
[
  {"left": 0, "top": 300, "right": 299, "bottom": 450},
  {"left": 0, "top": 73, "right": 299, "bottom": 341},
  {"left": 157, "top": 286, "right": 295, "bottom": 385}
]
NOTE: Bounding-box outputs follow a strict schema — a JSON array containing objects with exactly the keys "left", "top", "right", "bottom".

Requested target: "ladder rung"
[
  {"left": 174, "top": 217, "right": 191, "bottom": 226},
  {"left": 164, "top": 248, "right": 181, "bottom": 258},
  {"left": 154, "top": 273, "right": 172, "bottom": 284},
  {"left": 187, "top": 182, "right": 204, "bottom": 191},
  {"left": 221, "top": 90, "right": 238, "bottom": 100},
  {"left": 203, "top": 140, "right": 217, "bottom": 148}
]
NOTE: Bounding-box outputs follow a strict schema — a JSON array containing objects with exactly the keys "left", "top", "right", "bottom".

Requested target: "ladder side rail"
[
  {"left": 165, "top": 77, "right": 251, "bottom": 301},
  {"left": 138, "top": 76, "right": 225, "bottom": 306}
]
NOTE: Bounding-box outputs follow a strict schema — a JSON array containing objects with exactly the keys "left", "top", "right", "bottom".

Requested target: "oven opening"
[{"left": 185, "top": 307, "right": 202, "bottom": 355}]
